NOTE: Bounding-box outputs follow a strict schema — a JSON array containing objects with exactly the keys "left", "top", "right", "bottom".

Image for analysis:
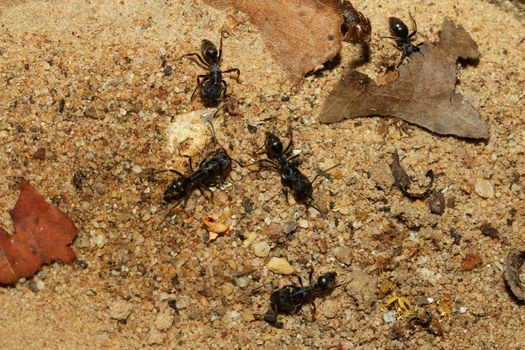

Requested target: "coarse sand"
[{"left": 0, "top": 0, "right": 524, "bottom": 349}]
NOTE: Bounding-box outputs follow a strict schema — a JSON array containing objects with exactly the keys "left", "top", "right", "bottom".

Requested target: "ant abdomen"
[{"left": 389, "top": 17, "right": 409, "bottom": 38}]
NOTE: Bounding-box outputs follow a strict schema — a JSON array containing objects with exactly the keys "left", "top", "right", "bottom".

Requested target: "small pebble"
[
  {"left": 428, "top": 190, "right": 445, "bottom": 215},
  {"left": 236, "top": 276, "right": 250, "bottom": 288},
  {"left": 417, "top": 267, "right": 436, "bottom": 286},
  {"left": 282, "top": 221, "right": 297, "bottom": 234},
  {"left": 28, "top": 278, "right": 45, "bottom": 292},
  {"left": 320, "top": 299, "right": 338, "bottom": 318},
  {"left": 346, "top": 270, "right": 378, "bottom": 310},
  {"left": 154, "top": 308, "right": 174, "bottom": 331},
  {"left": 109, "top": 300, "right": 134, "bottom": 320},
  {"left": 383, "top": 310, "right": 397, "bottom": 324},
  {"left": 459, "top": 306, "right": 467, "bottom": 314},
  {"left": 147, "top": 328, "right": 165, "bottom": 345},
  {"left": 298, "top": 219, "right": 309, "bottom": 229},
  {"left": 474, "top": 179, "right": 494, "bottom": 198},
  {"left": 242, "top": 310, "right": 255, "bottom": 322},
  {"left": 308, "top": 207, "right": 320, "bottom": 218},
  {"left": 33, "top": 147, "right": 46, "bottom": 160},
  {"left": 253, "top": 241, "right": 271, "bottom": 257},
  {"left": 228, "top": 310, "right": 240, "bottom": 321},
  {"left": 266, "top": 257, "right": 295, "bottom": 274},
  {"left": 221, "top": 283, "right": 234, "bottom": 297},
  {"left": 335, "top": 246, "right": 352, "bottom": 265},
  {"left": 36, "top": 270, "right": 47, "bottom": 280},
  {"left": 417, "top": 256, "right": 428, "bottom": 266},
  {"left": 480, "top": 223, "right": 499, "bottom": 239},
  {"left": 177, "top": 295, "right": 191, "bottom": 309},
  {"left": 132, "top": 165, "right": 142, "bottom": 173},
  {"left": 163, "top": 65, "right": 173, "bottom": 76}
]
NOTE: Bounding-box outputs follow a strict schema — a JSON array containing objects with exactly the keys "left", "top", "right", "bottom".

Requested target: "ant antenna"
[
  {"left": 156, "top": 198, "right": 184, "bottom": 230},
  {"left": 311, "top": 163, "right": 341, "bottom": 186},
  {"left": 251, "top": 281, "right": 274, "bottom": 294}
]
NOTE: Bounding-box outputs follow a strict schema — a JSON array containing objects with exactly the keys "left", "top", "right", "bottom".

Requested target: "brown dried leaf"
[
  {"left": 320, "top": 19, "right": 489, "bottom": 139},
  {"left": 204, "top": 0, "right": 344, "bottom": 82},
  {"left": 339, "top": 0, "right": 371, "bottom": 44},
  {"left": 460, "top": 253, "right": 483, "bottom": 271},
  {"left": 0, "top": 180, "right": 79, "bottom": 285},
  {"left": 437, "top": 19, "right": 479, "bottom": 61},
  {"left": 391, "top": 150, "right": 434, "bottom": 199},
  {"left": 505, "top": 249, "right": 525, "bottom": 301}
]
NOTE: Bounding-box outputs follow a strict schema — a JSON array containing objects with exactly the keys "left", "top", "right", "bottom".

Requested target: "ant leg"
[
  {"left": 190, "top": 75, "right": 209, "bottom": 102},
  {"left": 287, "top": 153, "right": 301, "bottom": 165},
  {"left": 156, "top": 198, "right": 186, "bottom": 230},
  {"left": 311, "top": 163, "right": 341, "bottom": 186},
  {"left": 223, "top": 68, "right": 241, "bottom": 82},
  {"left": 308, "top": 267, "right": 314, "bottom": 286},
  {"left": 378, "top": 35, "right": 398, "bottom": 40},
  {"left": 396, "top": 51, "right": 407, "bottom": 68},
  {"left": 248, "top": 158, "right": 279, "bottom": 173},
  {"left": 218, "top": 30, "right": 224, "bottom": 62},
  {"left": 310, "top": 301, "right": 317, "bottom": 321},
  {"left": 181, "top": 155, "right": 194, "bottom": 172},
  {"left": 264, "top": 303, "right": 283, "bottom": 328},
  {"left": 294, "top": 273, "right": 304, "bottom": 286},
  {"left": 152, "top": 169, "right": 185, "bottom": 177},
  {"left": 408, "top": 12, "right": 417, "bottom": 38},
  {"left": 283, "top": 127, "right": 294, "bottom": 156},
  {"left": 221, "top": 80, "right": 228, "bottom": 99},
  {"left": 181, "top": 53, "right": 209, "bottom": 69},
  {"left": 282, "top": 187, "right": 290, "bottom": 205}
]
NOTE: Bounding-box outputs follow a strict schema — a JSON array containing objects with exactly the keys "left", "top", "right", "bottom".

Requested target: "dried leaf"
[
  {"left": 339, "top": 0, "right": 371, "bottom": 44},
  {"left": 504, "top": 249, "right": 525, "bottom": 301},
  {"left": 391, "top": 150, "right": 434, "bottom": 199},
  {"left": 460, "top": 253, "right": 483, "bottom": 271},
  {"left": 204, "top": 0, "right": 344, "bottom": 82},
  {"left": 437, "top": 19, "right": 479, "bottom": 61},
  {"left": 0, "top": 180, "right": 79, "bottom": 285},
  {"left": 203, "top": 216, "right": 230, "bottom": 243},
  {"left": 320, "top": 19, "right": 489, "bottom": 139}
]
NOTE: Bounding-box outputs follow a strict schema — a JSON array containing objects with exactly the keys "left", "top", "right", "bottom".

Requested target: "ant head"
[
  {"left": 315, "top": 272, "right": 337, "bottom": 291},
  {"left": 265, "top": 132, "right": 284, "bottom": 159},
  {"left": 214, "top": 148, "right": 232, "bottom": 171},
  {"left": 389, "top": 17, "right": 408, "bottom": 38},
  {"left": 163, "top": 178, "right": 191, "bottom": 202},
  {"left": 201, "top": 39, "right": 219, "bottom": 63}
]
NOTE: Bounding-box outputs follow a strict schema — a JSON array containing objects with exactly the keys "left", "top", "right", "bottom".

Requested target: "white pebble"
[
  {"left": 253, "top": 241, "right": 271, "bottom": 257},
  {"left": 474, "top": 178, "right": 494, "bottom": 198},
  {"left": 266, "top": 257, "right": 295, "bottom": 274},
  {"left": 383, "top": 310, "right": 397, "bottom": 323},
  {"left": 298, "top": 219, "right": 309, "bottom": 229}
]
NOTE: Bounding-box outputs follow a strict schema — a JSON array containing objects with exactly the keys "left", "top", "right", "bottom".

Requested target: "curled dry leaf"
[
  {"left": 460, "top": 253, "right": 483, "bottom": 271},
  {"left": 203, "top": 216, "right": 230, "bottom": 243},
  {"left": 504, "top": 249, "right": 525, "bottom": 301},
  {"left": 391, "top": 150, "right": 434, "bottom": 199},
  {"left": 0, "top": 180, "right": 79, "bottom": 285},
  {"left": 339, "top": 0, "right": 371, "bottom": 44},
  {"left": 320, "top": 19, "right": 489, "bottom": 139},
  {"left": 204, "top": 0, "right": 346, "bottom": 82}
]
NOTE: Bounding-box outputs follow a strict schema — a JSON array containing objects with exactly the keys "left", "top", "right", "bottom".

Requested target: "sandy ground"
[{"left": 0, "top": 0, "right": 524, "bottom": 349}]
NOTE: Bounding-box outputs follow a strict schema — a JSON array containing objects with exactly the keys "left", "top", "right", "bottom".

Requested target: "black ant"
[
  {"left": 262, "top": 269, "right": 343, "bottom": 328},
  {"left": 154, "top": 122, "right": 232, "bottom": 223},
  {"left": 254, "top": 131, "right": 339, "bottom": 210},
  {"left": 385, "top": 14, "right": 423, "bottom": 67},
  {"left": 182, "top": 31, "right": 240, "bottom": 106}
]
